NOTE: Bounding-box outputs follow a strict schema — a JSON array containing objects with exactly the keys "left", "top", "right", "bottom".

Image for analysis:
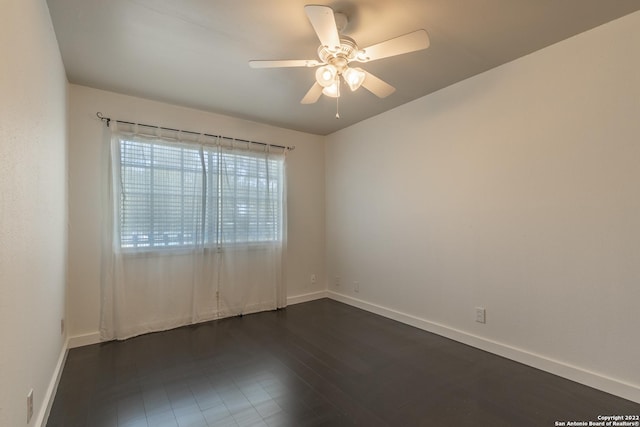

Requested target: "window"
[{"left": 116, "top": 136, "right": 284, "bottom": 250}]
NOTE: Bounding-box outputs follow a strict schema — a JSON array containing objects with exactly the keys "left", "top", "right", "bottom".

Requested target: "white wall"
[
  {"left": 0, "top": 1, "right": 68, "bottom": 426},
  {"left": 67, "top": 85, "right": 326, "bottom": 339},
  {"left": 326, "top": 11, "right": 640, "bottom": 401}
]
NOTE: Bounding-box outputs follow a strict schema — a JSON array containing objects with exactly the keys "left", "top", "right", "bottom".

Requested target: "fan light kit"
[{"left": 249, "top": 4, "right": 430, "bottom": 118}]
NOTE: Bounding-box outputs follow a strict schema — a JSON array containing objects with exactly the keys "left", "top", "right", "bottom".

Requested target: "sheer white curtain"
[{"left": 100, "top": 123, "right": 286, "bottom": 341}]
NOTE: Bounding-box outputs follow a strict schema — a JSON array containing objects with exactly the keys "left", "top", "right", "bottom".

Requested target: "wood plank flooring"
[{"left": 47, "top": 299, "right": 640, "bottom": 426}]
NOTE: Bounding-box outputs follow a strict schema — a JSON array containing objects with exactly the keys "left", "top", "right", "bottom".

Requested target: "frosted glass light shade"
[
  {"left": 322, "top": 81, "right": 340, "bottom": 98},
  {"left": 343, "top": 67, "right": 365, "bottom": 91},
  {"left": 315, "top": 65, "right": 337, "bottom": 87}
]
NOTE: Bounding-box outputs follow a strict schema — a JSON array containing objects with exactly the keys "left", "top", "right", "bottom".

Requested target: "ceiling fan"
[{"left": 249, "top": 4, "right": 430, "bottom": 109}]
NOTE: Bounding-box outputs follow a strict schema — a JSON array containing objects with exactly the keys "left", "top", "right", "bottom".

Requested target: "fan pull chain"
[{"left": 336, "top": 96, "right": 340, "bottom": 119}]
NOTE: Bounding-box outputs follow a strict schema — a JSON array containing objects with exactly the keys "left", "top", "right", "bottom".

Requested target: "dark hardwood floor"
[{"left": 47, "top": 299, "right": 639, "bottom": 426}]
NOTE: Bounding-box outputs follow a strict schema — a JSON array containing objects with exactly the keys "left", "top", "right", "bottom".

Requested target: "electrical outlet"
[
  {"left": 475, "top": 307, "right": 486, "bottom": 324},
  {"left": 335, "top": 277, "right": 340, "bottom": 287},
  {"left": 27, "top": 389, "right": 33, "bottom": 423},
  {"left": 354, "top": 281, "right": 360, "bottom": 293},
  {"left": 310, "top": 274, "right": 317, "bottom": 284}
]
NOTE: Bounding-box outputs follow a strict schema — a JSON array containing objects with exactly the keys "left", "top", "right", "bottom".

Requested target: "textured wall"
[{"left": 0, "top": 1, "right": 68, "bottom": 425}]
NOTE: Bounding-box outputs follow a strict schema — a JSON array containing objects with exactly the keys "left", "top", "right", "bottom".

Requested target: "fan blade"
[
  {"left": 301, "top": 82, "right": 323, "bottom": 104},
  {"left": 362, "top": 71, "right": 396, "bottom": 98},
  {"left": 249, "top": 59, "right": 321, "bottom": 68},
  {"left": 304, "top": 5, "right": 341, "bottom": 51},
  {"left": 357, "top": 30, "right": 430, "bottom": 62}
]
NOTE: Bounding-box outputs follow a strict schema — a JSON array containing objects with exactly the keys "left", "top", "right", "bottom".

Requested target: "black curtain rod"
[{"left": 96, "top": 112, "right": 295, "bottom": 151}]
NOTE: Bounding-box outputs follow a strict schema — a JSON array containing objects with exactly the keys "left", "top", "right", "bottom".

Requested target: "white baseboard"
[
  {"left": 68, "top": 331, "right": 101, "bottom": 348},
  {"left": 35, "top": 338, "right": 68, "bottom": 427},
  {"left": 327, "top": 291, "right": 640, "bottom": 404},
  {"left": 62, "top": 294, "right": 328, "bottom": 350},
  {"left": 64, "top": 294, "right": 328, "bottom": 349},
  {"left": 287, "top": 290, "right": 328, "bottom": 306}
]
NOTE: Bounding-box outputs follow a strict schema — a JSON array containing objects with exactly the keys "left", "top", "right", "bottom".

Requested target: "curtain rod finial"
[{"left": 97, "top": 112, "right": 111, "bottom": 127}]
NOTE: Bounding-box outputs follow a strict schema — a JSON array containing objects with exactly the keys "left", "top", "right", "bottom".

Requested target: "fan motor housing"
[{"left": 317, "top": 36, "right": 359, "bottom": 72}]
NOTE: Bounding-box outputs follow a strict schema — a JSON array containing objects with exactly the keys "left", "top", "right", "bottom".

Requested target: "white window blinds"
[{"left": 116, "top": 136, "right": 284, "bottom": 250}]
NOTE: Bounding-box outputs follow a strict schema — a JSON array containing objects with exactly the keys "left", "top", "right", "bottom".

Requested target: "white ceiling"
[{"left": 47, "top": 0, "right": 640, "bottom": 135}]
